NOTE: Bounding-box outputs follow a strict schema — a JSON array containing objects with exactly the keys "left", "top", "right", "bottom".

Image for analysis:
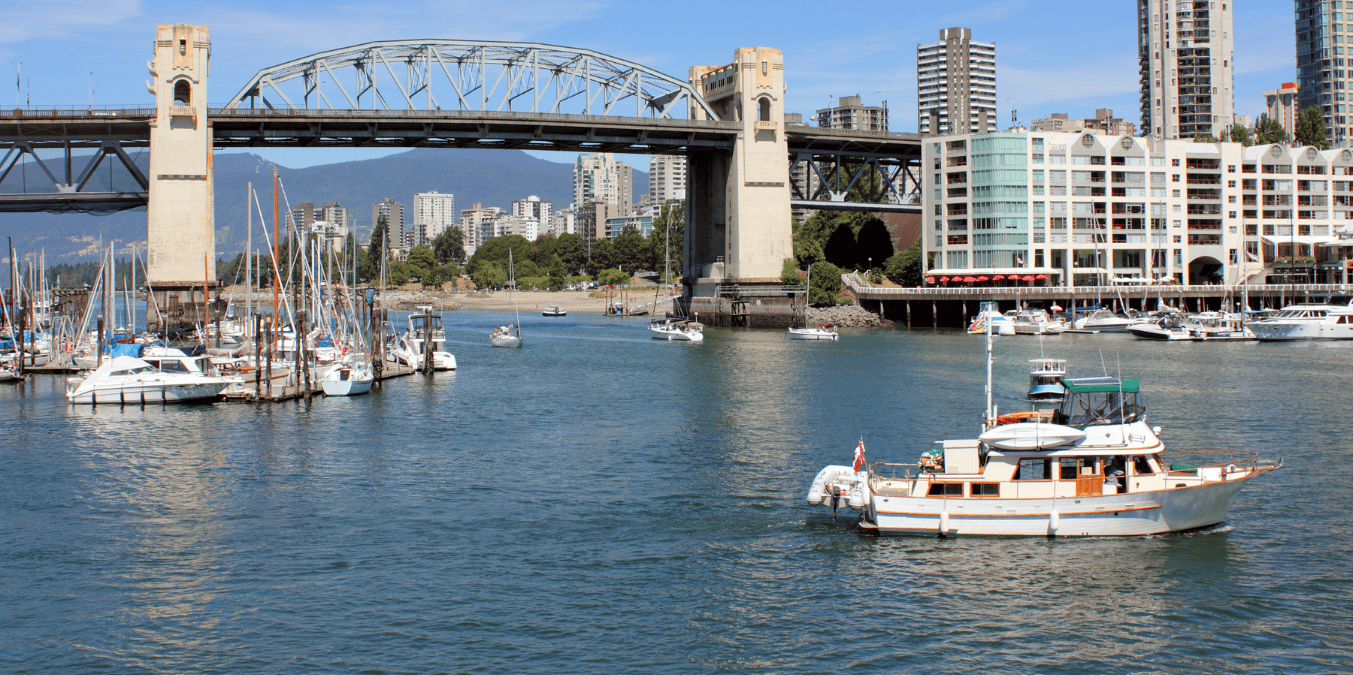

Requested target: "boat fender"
[
  {"left": 1048, "top": 510, "right": 1060, "bottom": 535},
  {"left": 939, "top": 511, "right": 950, "bottom": 534},
  {"left": 848, "top": 483, "right": 866, "bottom": 511}
]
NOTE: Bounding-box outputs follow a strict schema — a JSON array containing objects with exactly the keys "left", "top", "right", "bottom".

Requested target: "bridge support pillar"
[
  {"left": 685, "top": 48, "right": 795, "bottom": 327},
  {"left": 145, "top": 24, "right": 216, "bottom": 331}
]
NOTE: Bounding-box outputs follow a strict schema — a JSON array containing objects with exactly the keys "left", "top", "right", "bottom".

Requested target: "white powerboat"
[
  {"left": 400, "top": 309, "right": 457, "bottom": 370},
  {"left": 66, "top": 355, "right": 232, "bottom": 405},
  {"left": 0, "top": 354, "right": 24, "bottom": 382},
  {"left": 1074, "top": 308, "right": 1132, "bottom": 332},
  {"left": 1187, "top": 312, "right": 1256, "bottom": 341},
  {"left": 968, "top": 302, "right": 1015, "bottom": 335},
  {"left": 542, "top": 305, "right": 567, "bottom": 317},
  {"left": 789, "top": 324, "right": 839, "bottom": 340},
  {"left": 1127, "top": 313, "right": 1192, "bottom": 340},
  {"left": 1026, "top": 357, "right": 1066, "bottom": 402},
  {"left": 1012, "top": 308, "right": 1067, "bottom": 335},
  {"left": 650, "top": 318, "right": 704, "bottom": 341},
  {"left": 1247, "top": 303, "right": 1353, "bottom": 341}
]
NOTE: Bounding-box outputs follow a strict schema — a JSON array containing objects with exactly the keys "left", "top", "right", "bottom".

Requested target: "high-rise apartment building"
[
  {"left": 413, "top": 191, "right": 456, "bottom": 245},
  {"left": 511, "top": 195, "right": 552, "bottom": 228},
  {"left": 1137, "top": 0, "right": 1234, "bottom": 139},
  {"left": 319, "top": 202, "right": 351, "bottom": 235},
  {"left": 371, "top": 198, "right": 405, "bottom": 249},
  {"left": 648, "top": 155, "right": 688, "bottom": 203},
  {"left": 459, "top": 202, "right": 504, "bottom": 253},
  {"left": 1296, "top": 1, "right": 1353, "bottom": 146},
  {"left": 1263, "top": 83, "right": 1300, "bottom": 139},
  {"left": 917, "top": 27, "right": 997, "bottom": 135},
  {"left": 816, "top": 95, "right": 889, "bottom": 131},
  {"left": 573, "top": 152, "right": 633, "bottom": 213}
]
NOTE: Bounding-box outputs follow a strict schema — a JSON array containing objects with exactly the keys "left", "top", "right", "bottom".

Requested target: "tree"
[
  {"left": 465, "top": 235, "right": 532, "bottom": 278},
  {"left": 405, "top": 245, "right": 437, "bottom": 283},
  {"left": 1296, "top": 107, "right": 1330, "bottom": 149},
  {"left": 781, "top": 258, "right": 805, "bottom": 286},
  {"left": 855, "top": 218, "right": 895, "bottom": 270},
  {"left": 470, "top": 262, "right": 507, "bottom": 290},
  {"left": 1228, "top": 124, "right": 1252, "bottom": 146},
  {"left": 1192, "top": 133, "right": 1220, "bottom": 143},
  {"left": 613, "top": 225, "right": 647, "bottom": 272},
  {"left": 361, "top": 215, "right": 389, "bottom": 281},
  {"left": 555, "top": 233, "right": 588, "bottom": 275},
  {"left": 587, "top": 237, "right": 616, "bottom": 276},
  {"left": 808, "top": 261, "right": 843, "bottom": 306},
  {"left": 432, "top": 227, "right": 466, "bottom": 265},
  {"left": 1254, "top": 114, "right": 1290, "bottom": 145},
  {"left": 596, "top": 268, "right": 630, "bottom": 286},
  {"left": 883, "top": 241, "right": 924, "bottom": 287},
  {"left": 644, "top": 201, "right": 685, "bottom": 276}
]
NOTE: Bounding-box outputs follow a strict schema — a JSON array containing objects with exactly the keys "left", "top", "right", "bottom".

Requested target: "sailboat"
[
  {"left": 490, "top": 249, "right": 523, "bottom": 347},
  {"left": 788, "top": 266, "right": 839, "bottom": 340}
]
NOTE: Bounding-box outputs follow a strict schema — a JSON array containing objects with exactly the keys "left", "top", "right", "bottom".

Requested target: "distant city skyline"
[{"left": 2, "top": 0, "right": 1294, "bottom": 169}]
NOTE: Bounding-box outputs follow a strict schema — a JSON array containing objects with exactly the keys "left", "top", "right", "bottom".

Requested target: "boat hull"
[
  {"left": 67, "top": 381, "right": 228, "bottom": 405},
  {"left": 321, "top": 376, "right": 374, "bottom": 396},
  {"left": 650, "top": 328, "right": 703, "bottom": 341},
  {"left": 869, "top": 476, "right": 1253, "bottom": 537},
  {"left": 1250, "top": 323, "right": 1353, "bottom": 341},
  {"left": 491, "top": 336, "right": 522, "bottom": 347},
  {"left": 788, "top": 328, "right": 838, "bottom": 340}
]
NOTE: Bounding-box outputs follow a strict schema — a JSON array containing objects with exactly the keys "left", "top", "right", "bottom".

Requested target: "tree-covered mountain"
[{"left": 0, "top": 147, "right": 648, "bottom": 262}]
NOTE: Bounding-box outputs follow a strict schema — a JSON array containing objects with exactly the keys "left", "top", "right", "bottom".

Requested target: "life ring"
[{"left": 997, "top": 411, "right": 1038, "bottom": 425}]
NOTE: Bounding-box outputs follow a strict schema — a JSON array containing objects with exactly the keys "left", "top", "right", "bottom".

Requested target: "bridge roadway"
[
  {"left": 0, "top": 107, "right": 922, "bottom": 212},
  {"left": 843, "top": 275, "right": 1353, "bottom": 327}
]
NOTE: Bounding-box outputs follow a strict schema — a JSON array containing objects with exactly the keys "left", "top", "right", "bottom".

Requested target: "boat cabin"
[{"left": 1054, "top": 377, "right": 1144, "bottom": 427}]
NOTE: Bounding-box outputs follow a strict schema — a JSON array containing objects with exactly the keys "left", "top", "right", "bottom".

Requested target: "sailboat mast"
[
  {"left": 510, "top": 248, "right": 520, "bottom": 337},
  {"left": 246, "top": 181, "right": 252, "bottom": 334}
]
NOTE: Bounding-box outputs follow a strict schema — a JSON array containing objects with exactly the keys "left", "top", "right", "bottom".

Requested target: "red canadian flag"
[{"left": 853, "top": 439, "right": 866, "bottom": 471}]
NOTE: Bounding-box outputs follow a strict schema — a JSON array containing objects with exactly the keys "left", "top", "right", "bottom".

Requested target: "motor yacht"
[
  {"left": 400, "top": 309, "right": 458, "bottom": 369},
  {"left": 66, "top": 355, "right": 233, "bottom": 405},
  {"left": 1074, "top": 308, "right": 1132, "bottom": 332},
  {"left": 1012, "top": 308, "right": 1067, "bottom": 335},
  {"left": 1127, "top": 313, "right": 1192, "bottom": 340},
  {"left": 1247, "top": 303, "right": 1353, "bottom": 341},
  {"left": 789, "top": 324, "right": 840, "bottom": 340},
  {"left": 967, "top": 302, "right": 1015, "bottom": 335},
  {"left": 1026, "top": 358, "right": 1067, "bottom": 402},
  {"left": 542, "top": 305, "right": 567, "bottom": 317},
  {"left": 649, "top": 318, "right": 704, "bottom": 341}
]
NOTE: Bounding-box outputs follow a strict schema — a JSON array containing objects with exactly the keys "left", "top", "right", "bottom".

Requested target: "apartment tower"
[
  {"left": 1296, "top": 0, "right": 1352, "bottom": 146},
  {"left": 917, "top": 27, "right": 997, "bottom": 135},
  {"left": 1137, "top": 0, "right": 1235, "bottom": 139}
]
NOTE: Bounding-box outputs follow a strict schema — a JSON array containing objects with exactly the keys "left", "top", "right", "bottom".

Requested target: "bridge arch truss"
[{"left": 225, "top": 40, "right": 719, "bottom": 121}]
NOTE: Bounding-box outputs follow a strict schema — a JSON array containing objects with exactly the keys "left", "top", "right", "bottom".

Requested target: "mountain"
[{"left": 0, "top": 147, "right": 649, "bottom": 261}]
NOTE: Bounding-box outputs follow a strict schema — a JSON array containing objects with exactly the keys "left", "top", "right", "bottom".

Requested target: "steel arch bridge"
[{"left": 224, "top": 40, "right": 720, "bottom": 121}]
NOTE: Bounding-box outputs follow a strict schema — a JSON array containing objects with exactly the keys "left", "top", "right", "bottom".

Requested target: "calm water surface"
[{"left": 1, "top": 313, "right": 1350, "bottom": 673}]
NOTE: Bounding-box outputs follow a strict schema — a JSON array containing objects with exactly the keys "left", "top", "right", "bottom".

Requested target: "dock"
[{"left": 221, "top": 359, "right": 420, "bottom": 402}]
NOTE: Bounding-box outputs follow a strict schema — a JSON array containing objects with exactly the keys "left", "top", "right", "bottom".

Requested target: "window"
[
  {"left": 757, "top": 98, "right": 771, "bottom": 122},
  {"left": 1016, "top": 458, "right": 1051, "bottom": 481},
  {"left": 173, "top": 80, "right": 191, "bottom": 106},
  {"left": 970, "top": 483, "right": 1000, "bottom": 497},
  {"left": 927, "top": 482, "right": 964, "bottom": 497}
]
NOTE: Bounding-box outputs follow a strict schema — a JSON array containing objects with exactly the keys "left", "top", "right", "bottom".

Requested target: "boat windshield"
[
  {"left": 1058, "top": 378, "right": 1145, "bottom": 426},
  {"left": 410, "top": 315, "right": 444, "bottom": 332}
]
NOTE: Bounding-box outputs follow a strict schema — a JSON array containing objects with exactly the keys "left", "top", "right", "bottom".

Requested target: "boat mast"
[
  {"left": 246, "top": 181, "right": 252, "bottom": 336},
  {"left": 509, "top": 248, "right": 521, "bottom": 337},
  {"left": 985, "top": 303, "right": 994, "bottom": 431}
]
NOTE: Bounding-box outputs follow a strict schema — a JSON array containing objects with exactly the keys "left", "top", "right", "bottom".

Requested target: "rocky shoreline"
[
  {"left": 807, "top": 304, "right": 893, "bottom": 328},
  {"left": 221, "top": 289, "right": 463, "bottom": 311}
]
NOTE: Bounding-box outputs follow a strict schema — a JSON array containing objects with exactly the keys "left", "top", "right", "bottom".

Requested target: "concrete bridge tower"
[
  {"left": 145, "top": 24, "right": 215, "bottom": 328},
  {"left": 687, "top": 48, "right": 793, "bottom": 293}
]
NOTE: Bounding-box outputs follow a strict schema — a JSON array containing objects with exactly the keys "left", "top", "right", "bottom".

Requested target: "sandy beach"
[{"left": 222, "top": 286, "right": 670, "bottom": 314}]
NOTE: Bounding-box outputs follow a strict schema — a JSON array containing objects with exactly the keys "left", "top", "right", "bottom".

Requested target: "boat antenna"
[
  {"left": 985, "top": 302, "right": 994, "bottom": 432},
  {"left": 1099, "top": 349, "right": 1108, "bottom": 377}
]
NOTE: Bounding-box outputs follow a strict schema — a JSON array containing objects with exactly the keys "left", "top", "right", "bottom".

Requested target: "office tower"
[
  {"left": 1138, "top": 0, "right": 1234, "bottom": 139},
  {"left": 917, "top": 27, "right": 997, "bottom": 135}
]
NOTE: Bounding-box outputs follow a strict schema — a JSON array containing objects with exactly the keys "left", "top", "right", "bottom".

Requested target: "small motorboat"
[
  {"left": 1026, "top": 357, "right": 1067, "bottom": 402},
  {"left": 1127, "top": 313, "right": 1192, "bottom": 340},
  {"left": 649, "top": 318, "right": 704, "bottom": 342},
  {"left": 1075, "top": 308, "right": 1132, "bottom": 332},
  {"left": 542, "top": 305, "right": 567, "bottom": 317}
]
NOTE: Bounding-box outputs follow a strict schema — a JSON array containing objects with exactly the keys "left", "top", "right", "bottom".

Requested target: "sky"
[{"left": 2, "top": 0, "right": 1299, "bottom": 168}]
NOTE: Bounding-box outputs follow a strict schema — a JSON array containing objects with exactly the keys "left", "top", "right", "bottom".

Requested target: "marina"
[{"left": 0, "top": 316, "right": 1349, "bottom": 672}]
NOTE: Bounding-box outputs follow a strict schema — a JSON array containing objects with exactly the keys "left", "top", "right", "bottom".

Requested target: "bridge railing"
[
  {"left": 0, "top": 107, "right": 155, "bottom": 118},
  {"left": 843, "top": 274, "right": 1353, "bottom": 299}
]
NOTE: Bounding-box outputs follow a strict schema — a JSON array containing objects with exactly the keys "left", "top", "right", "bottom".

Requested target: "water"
[{"left": 2, "top": 315, "right": 1351, "bottom": 673}]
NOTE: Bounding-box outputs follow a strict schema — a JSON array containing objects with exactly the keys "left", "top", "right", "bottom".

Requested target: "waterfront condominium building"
[
  {"left": 412, "top": 191, "right": 456, "bottom": 245},
  {"left": 647, "top": 155, "right": 688, "bottom": 203},
  {"left": 573, "top": 152, "right": 633, "bottom": 214},
  {"left": 511, "top": 195, "right": 553, "bottom": 229},
  {"left": 916, "top": 27, "right": 997, "bottom": 135},
  {"left": 1295, "top": 0, "right": 1353, "bottom": 147},
  {"left": 816, "top": 95, "right": 889, "bottom": 131},
  {"left": 1137, "top": 0, "right": 1234, "bottom": 139},
  {"left": 458, "top": 202, "right": 504, "bottom": 254},
  {"left": 319, "top": 202, "right": 351, "bottom": 235},
  {"left": 1263, "top": 82, "right": 1300, "bottom": 139},
  {"left": 923, "top": 130, "right": 1353, "bottom": 286},
  {"left": 371, "top": 198, "right": 405, "bottom": 248}
]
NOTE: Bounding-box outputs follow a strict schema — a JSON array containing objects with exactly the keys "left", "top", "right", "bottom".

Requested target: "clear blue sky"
[{"left": 4, "top": 0, "right": 1296, "bottom": 168}]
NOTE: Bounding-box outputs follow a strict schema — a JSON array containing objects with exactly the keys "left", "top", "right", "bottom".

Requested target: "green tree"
[
  {"left": 386, "top": 261, "right": 412, "bottom": 286},
  {"left": 1295, "top": 107, "right": 1330, "bottom": 149},
  {"left": 432, "top": 227, "right": 466, "bottom": 265},
  {"left": 1193, "top": 133, "right": 1220, "bottom": 143},
  {"left": 883, "top": 241, "right": 924, "bottom": 287},
  {"left": 644, "top": 201, "right": 685, "bottom": 276},
  {"left": 361, "top": 215, "right": 389, "bottom": 280},
  {"left": 781, "top": 258, "right": 805, "bottom": 286},
  {"left": 808, "top": 261, "right": 843, "bottom": 306},
  {"left": 471, "top": 262, "right": 507, "bottom": 290},
  {"left": 1254, "top": 114, "right": 1291, "bottom": 145},
  {"left": 596, "top": 268, "right": 630, "bottom": 286},
  {"left": 587, "top": 238, "right": 616, "bottom": 275},
  {"left": 405, "top": 245, "right": 437, "bottom": 283},
  {"left": 555, "top": 233, "right": 588, "bottom": 275},
  {"left": 613, "top": 225, "right": 647, "bottom": 272},
  {"left": 1228, "top": 124, "right": 1252, "bottom": 146},
  {"left": 465, "top": 235, "right": 532, "bottom": 278}
]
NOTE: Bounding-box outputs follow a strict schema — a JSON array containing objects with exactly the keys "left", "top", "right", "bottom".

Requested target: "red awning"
[
  {"left": 963, "top": 276, "right": 978, "bottom": 283},
  {"left": 938, "top": 276, "right": 950, "bottom": 282},
  {"left": 1035, "top": 274, "right": 1048, "bottom": 279},
  {"left": 1022, "top": 275, "right": 1037, "bottom": 281},
  {"left": 975, "top": 276, "right": 989, "bottom": 282},
  {"left": 992, "top": 274, "right": 1005, "bottom": 281}
]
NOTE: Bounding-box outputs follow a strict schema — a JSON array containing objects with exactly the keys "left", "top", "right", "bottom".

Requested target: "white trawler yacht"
[
  {"left": 1247, "top": 303, "right": 1353, "bottom": 341},
  {"left": 806, "top": 325, "right": 1281, "bottom": 537},
  {"left": 399, "top": 309, "right": 458, "bottom": 370}
]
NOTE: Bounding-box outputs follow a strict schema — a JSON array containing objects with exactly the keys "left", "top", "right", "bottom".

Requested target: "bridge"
[{"left": 0, "top": 25, "right": 922, "bottom": 327}]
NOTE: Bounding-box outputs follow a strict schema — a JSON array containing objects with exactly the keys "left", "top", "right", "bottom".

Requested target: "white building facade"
[
  {"left": 918, "top": 130, "right": 1327, "bottom": 287},
  {"left": 413, "top": 191, "right": 456, "bottom": 244},
  {"left": 511, "top": 195, "right": 552, "bottom": 227},
  {"left": 648, "top": 154, "right": 688, "bottom": 203},
  {"left": 573, "top": 152, "right": 633, "bottom": 213}
]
